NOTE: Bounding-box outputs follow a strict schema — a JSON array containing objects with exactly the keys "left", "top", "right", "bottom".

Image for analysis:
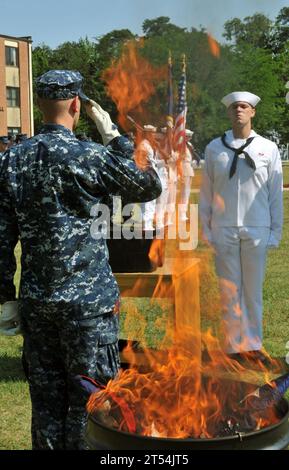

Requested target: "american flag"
[
  {"left": 173, "top": 57, "right": 187, "bottom": 156},
  {"left": 166, "top": 54, "right": 174, "bottom": 154}
]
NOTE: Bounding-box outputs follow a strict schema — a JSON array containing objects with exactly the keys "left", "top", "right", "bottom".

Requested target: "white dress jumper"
[{"left": 200, "top": 130, "right": 283, "bottom": 353}]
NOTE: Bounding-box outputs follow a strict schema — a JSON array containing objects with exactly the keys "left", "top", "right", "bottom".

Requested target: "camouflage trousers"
[{"left": 20, "top": 300, "right": 120, "bottom": 450}]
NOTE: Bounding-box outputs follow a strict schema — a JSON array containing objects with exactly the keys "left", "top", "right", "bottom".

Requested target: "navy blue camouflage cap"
[
  {"left": 35, "top": 70, "right": 90, "bottom": 102},
  {"left": 0, "top": 136, "right": 9, "bottom": 144}
]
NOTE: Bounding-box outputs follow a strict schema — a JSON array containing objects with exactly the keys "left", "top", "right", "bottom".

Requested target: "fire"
[
  {"left": 88, "top": 330, "right": 281, "bottom": 438},
  {"left": 148, "top": 238, "right": 164, "bottom": 269},
  {"left": 87, "top": 250, "right": 283, "bottom": 438},
  {"left": 102, "top": 40, "right": 166, "bottom": 130},
  {"left": 207, "top": 33, "right": 220, "bottom": 58},
  {"left": 86, "top": 41, "right": 285, "bottom": 440}
]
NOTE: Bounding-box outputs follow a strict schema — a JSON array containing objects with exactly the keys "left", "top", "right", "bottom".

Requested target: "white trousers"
[
  {"left": 211, "top": 226, "right": 270, "bottom": 353},
  {"left": 180, "top": 176, "right": 192, "bottom": 208},
  {"left": 141, "top": 200, "right": 156, "bottom": 231},
  {"left": 141, "top": 167, "right": 169, "bottom": 230},
  {"left": 155, "top": 167, "right": 169, "bottom": 227},
  {"left": 167, "top": 181, "right": 177, "bottom": 220}
]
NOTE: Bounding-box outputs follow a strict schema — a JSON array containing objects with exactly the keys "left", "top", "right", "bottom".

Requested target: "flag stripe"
[{"left": 173, "top": 67, "right": 187, "bottom": 155}]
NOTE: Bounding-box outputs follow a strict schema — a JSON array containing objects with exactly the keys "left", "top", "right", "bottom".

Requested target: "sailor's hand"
[
  {"left": 0, "top": 301, "right": 21, "bottom": 336},
  {"left": 85, "top": 100, "right": 120, "bottom": 145}
]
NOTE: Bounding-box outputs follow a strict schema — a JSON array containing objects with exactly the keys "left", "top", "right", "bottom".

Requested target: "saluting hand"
[{"left": 85, "top": 100, "right": 120, "bottom": 146}]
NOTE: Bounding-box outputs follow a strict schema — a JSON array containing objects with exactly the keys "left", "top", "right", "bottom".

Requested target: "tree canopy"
[{"left": 32, "top": 12, "right": 289, "bottom": 150}]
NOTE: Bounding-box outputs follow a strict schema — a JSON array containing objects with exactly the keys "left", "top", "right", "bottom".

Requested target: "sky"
[{"left": 0, "top": 0, "right": 288, "bottom": 48}]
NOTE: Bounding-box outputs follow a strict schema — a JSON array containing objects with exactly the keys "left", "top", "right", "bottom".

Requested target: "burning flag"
[{"left": 240, "top": 372, "right": 289, "bottom": 410}]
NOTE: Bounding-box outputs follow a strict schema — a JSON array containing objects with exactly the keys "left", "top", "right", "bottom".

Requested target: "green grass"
[
  {"left": 0, "top": 190, "right": 288, "bottom": 450},
  {"left": 263, "top": 190, "right": 289, "bottom": 355},
  {"left": 282, "top": 164, "right": 289, "bottom": 186}
]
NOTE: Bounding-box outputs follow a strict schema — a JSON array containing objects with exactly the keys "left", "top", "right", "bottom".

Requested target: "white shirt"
[{"left": 200, "top": 130, "right": 283, "bottom": 245}]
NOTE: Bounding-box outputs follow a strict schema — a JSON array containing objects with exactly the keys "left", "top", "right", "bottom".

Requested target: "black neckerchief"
[{"left": 221, "top": 133, "right": 256, "bottom": 179}]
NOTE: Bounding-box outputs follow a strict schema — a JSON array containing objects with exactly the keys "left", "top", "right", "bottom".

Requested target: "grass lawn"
[{"left": 0, "top": 173, "right": 288, "bottom": 450}]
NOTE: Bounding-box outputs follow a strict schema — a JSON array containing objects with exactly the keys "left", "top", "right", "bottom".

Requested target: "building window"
[
  {"left": 5, "top": 46, "right": 19, "bottom": 67},
  {"left": 6, "top": 87, "right": 20, "bottom": 107},
  {"left": 7, "top": 127, "right": 21, "bottom": 136}
]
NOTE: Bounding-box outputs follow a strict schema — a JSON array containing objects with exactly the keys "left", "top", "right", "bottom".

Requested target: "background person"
[
  {"left": 179, "top": 128, "right": 195, "bottom": 222},
  {"left": 138, "top": 124, "right": 159, "bottom": 231},
  {"left": 0, "top": 136, "right": 9, "bottom": 153},
  {"left": 160, "top": 127, "right": 178, "bottom": 226}
]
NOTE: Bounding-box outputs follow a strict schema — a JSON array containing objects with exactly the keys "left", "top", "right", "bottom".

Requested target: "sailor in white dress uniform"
[
  {"left": 138, "top": 125, "right": 158, "bottom": 231},
  {"left": 200, "top": 91, "right": 283, "bottom": 354},
  {"left": 179, "top": 129, "right": 195, "bottom": 221}
]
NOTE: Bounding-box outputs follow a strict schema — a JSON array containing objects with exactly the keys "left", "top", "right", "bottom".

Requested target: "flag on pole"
[
  {"left": 166, "top": 52, "right": 174, "bottom": 155},
  {"left": 166, "top": 52, "right": 174, "bottom": 128},
  {"left": 173, "top": 54, "right": 187, "bottom": 156}
]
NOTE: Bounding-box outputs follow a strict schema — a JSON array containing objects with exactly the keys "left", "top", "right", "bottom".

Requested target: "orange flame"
[
  {"left": 88, "top": 245, "right": 283, "bottom": 438},
  {"left": 102, "top": 40, "right": 166, "bottom": 130},
  {"left": 87, "top": 140, "right": 284, "bottom": 440},
  {"left": 88, "top": 328, "right": 281, "bottom": 437},
  {"left": 207, "top": 33, "right": 220, "bottom": 58},
  {"left": 148, "top": 238, "right": 165, "bottom": 269}
]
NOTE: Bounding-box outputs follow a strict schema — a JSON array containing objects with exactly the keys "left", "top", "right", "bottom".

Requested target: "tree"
[
  {"left": 142, "top": 17, "right": 186, "bottom": 38},
  {"left": 32, "top": 44, "right": 54, "bottom": 132},
  {"left": 139, "top": 24, "right": 236, "bottom": 149},
  {"left": 30, "top": 14, "right": 288, "bottom": 147},
  {"left": 223, "top": 13, "right": 272, "bottom": 49},
  {"left": 32, "top": 39, "right": 102, "bottom": 137},
  {"left": 271, "top": 7, "right": 289, "bottom": 52},
  {"left": 225, "top": 43, "right": 285, "bottom": 142},
  {"left": 32, "top": 44, "right": 53, "bottom": 78},
  {"left": 95, "top": 29, "right": 135, "bottom": 67}
]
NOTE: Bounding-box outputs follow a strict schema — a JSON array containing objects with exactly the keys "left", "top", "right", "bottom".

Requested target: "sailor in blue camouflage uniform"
[
  {"left": 0, "top": 70, "right": 162, "bottom": 449},
  {"left": 0, "top": 136, "right": 9, "bottom": 153}
]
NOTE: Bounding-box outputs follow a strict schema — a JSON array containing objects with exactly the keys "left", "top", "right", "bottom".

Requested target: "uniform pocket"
[
  {"left": 98, "top": 311, "right": 119, "bottom": 345},
  {"left": 99, "top": 331, "right": 118, "bottom": 345},
  {"left": 96, "top": 315, "right": 120, "bottom": 383},
  {"left": 76, "top": 318, "right": 99, "bottom": 328}
]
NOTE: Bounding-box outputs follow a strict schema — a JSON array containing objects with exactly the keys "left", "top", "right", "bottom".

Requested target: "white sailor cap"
[
  {"left": 143, "top": 125, "right": 157, "bottom": 132},
  {"left": 185, "top": 129, "right": 194, "bottom": 137},
  {"left": 160, "top": 127, "right": 167, "bottom": 133},
  {"left": 221, "top": 91, "right": 261, "bottom": 108}
]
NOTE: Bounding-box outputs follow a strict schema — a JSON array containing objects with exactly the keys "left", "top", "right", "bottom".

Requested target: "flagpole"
[
  {"left": 166, "top": 51, "right": 174, "bottom": 130},
  {"left": 166, "top": 51, "right": 174, "bottom": 158},
  {"left": 181, "top": 53, "right": 186, "bottom": 73}
]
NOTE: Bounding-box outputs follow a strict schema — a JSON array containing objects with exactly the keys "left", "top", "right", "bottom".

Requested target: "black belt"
[{"left": 221, "top": 134, "right": 256, "bottom": 178}]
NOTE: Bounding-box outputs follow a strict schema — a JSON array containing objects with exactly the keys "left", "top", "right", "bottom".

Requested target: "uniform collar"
[
  {"left": 39, "top": 123, "right": 75, "bottom": 137},
  {"left": 225, "top": 129, "right": 257, "bottom": 145}
]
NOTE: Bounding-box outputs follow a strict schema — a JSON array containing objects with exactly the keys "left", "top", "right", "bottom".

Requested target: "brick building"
[{"left": 0, "top": 34, "right": 33, "bottom": 137}]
